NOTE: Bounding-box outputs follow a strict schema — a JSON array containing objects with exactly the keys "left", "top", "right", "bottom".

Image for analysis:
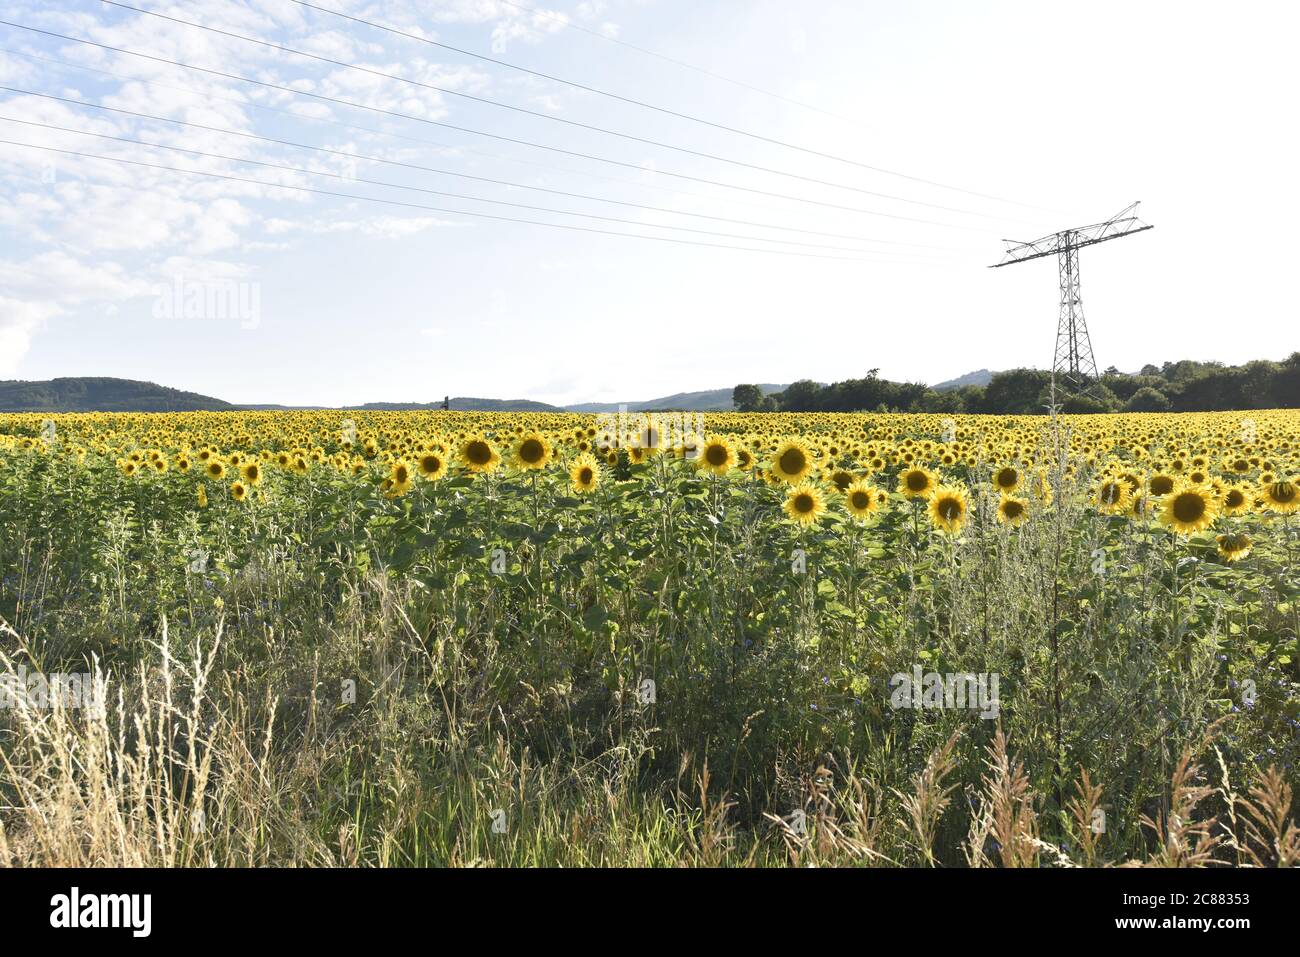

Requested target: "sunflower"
[
  {"left": 1221, "top": 484, "right": 1252, "bottom": 516},
  {"left": 771, "top": 440, "right": 813, "bottom": 483},
  {"left": 843, "top": 478, "right": 882, "bottom": 521},
  {"left": 569, "top": 453, "right": 601, "bottom": 494},
  {"left": 205, "top": 460, "right": 226, "bottom": 481},
  {"left": 992, "top": 465, "right": 1022, "bottom": 495},
  {"left": 928, "top": 485, "right": 969, "bottom": 535},
  {"left": 698, "top": 435, "right": 736, "bottom": 476},
  {"left": 230, "top": 481, "right": 248, "bottom": 502},
  {"left": 513, "top": 433, "right": 552, "bottom": 471},
  {"left": 827, "top": 468, "right": 854, "bottom": 493},
  {"left": 241, "top": 462, "right": 262, "bottom": 486},
  {"left": 1260, "top": 478, "right": 1299, "bottom": 514},
  {"left": 460, "top": 436, "right": 501, "bottom": 475},
  {"left": 1147, "top": 473, "right": 1176, "bottom": 497},
  {"left": 1215, "top": 532, "right": 1253, "bottom": 563},
  {"left": 782, "top": 482, "right": 826, "bottom": 526},
  {"left": 196, "top": 484, "right": 207, "bottom": 508},
  {"left": 1159, "top": 482, "right": 1218, "bottom": 535},
  {"left": 898, "top": 466, "right": 937, "bottom": 500},
  {"left": 416, "top": 451, "right": 447, "bottom": 480},
  {"left": 996, "top": 495, "right": 1030, "bottom": 527},
  {"left": 1095, "top": 477, "right": 1131, "bottom": 513},
  {"left": 388, "top": 460, "right": 414, "bottom": 496}
]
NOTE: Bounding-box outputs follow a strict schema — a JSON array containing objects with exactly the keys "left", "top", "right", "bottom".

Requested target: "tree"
[
  {"left": 980, "top": 368, "right": 1052, "bottom": 414},
  {"left": 732, "top": 384, "right": 764, "bottom": 412},
  {"left": 1060, "top": 392, "right": 1112, "bottom": 414},
  {"left": 1125, "top": 386, "right": 1171, "bottom": 412},
  {"left": 779, "top": 379, "right": 823, "bottom": 412}
]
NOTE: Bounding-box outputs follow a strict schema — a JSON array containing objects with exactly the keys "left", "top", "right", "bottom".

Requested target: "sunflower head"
[
  {"left": 996, "top": 494, "right": 1029, "bottom": 527},
  {"left": 1159, "top": 482, "right": 1218, "bottom": 535},
  {"left": 569, "top": 453, "right": 601, "bottom": 494},
  {"left": 230, "top": 481, "right": 248, "bottom": 502},
  {"left": 513, "top": 433, "right": 552, "bottom": 471},
  {"left": 992, "top": 465, "right": 1021, "bottom": 494},
  {"left": 1260, "top": 478, "right": 1299, "bottom": 514},
  {"left": 1221, "top": 484, "right": 1251, "bottom": 516},
  {"left": 782, "top": 481, "right": 826, "bottom": 526},
  {"left": 771, "top": 440, "right": 813, "bottom": 483},
  {"left": 927, "top": 484, "right": 969, "bottom": 535},
  {"left": 460, "top": 436, "right": 501, "bottom": 475},
  {"left": 1215, "top": 532, "right": 1253, "bottom": 563},
  {"left": 417, "top": 452, "right": 446, "bottom": 480},
  {"left": 843, "top": 478, "right": 882, "bottom": 521},
  {"left": 898, "top": 467, "right": 936, "bottom": 500},
  {"left": 698, "top": 436, "right": 735, "bottom": 476},
  {"left": 1095, "top": 477, "right": 1132, "bottom": 513}
]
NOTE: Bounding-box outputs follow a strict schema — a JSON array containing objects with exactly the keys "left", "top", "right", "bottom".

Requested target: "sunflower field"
[{"left": 1, "top": 408, "right": 1297, "bottom": 866}]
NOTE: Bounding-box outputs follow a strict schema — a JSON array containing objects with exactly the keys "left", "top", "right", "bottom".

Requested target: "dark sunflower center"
[
  {"left": 1101, "top": 483, "right": 1122, "bottom": 504},
  {"left": 996, "top": 468, "right": 1017, "bottom": 487},
  {"left": 1270, "top": 482, "right": 1296, "bottom": 503},
  {"left": 906, "top": 471, "right": 928, "bottom": 492},
  {"left": 1225, "top": 490, "right": 1244, "bottom": 507},
  {"left": 1172, "top": 492, "right": 1206, "bottom": 523},
  {"left": 519, "top": 439, "right": 544, "bottom": 463},
  {"left": 1150, "top": 476, "right": 1174, "bottom": 495},
  {"left": 579, "top": 468, "right": 593, "bottom": 484},
  {"left": 851, "top": 491, "right": 870, "bottom": 509},
  {"left": 466, "top": 441, "right": 491, "bottom": 465},
  {"left": 938, "top": 499, "right": 961, "bottom": 520},
  {"left": 706, "top": 444, "right": 728, "bottom": 466},
  {"left": 1003, "top": 500, "right": 1024, "bottom": 518},
  {"left": 794, "top": 493, "right": 815, "bottom": 513},
  {"left": 779, "top": 449, "right": 806, "bottom": 475}
]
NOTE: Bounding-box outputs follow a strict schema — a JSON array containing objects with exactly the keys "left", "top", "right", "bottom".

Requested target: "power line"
[
  {"left": 0, "top": 114, "right": 964, "bottom": 258},
  {"left": 494, "top": 0, "right": 862, "bottom": 126},
  {"left": 92, "top": 2, "right": 1038, "bottom": 223},
  {"left": 0, "top": 138, "right": 953, "bottom": 264},
  {"left": 0, "top": 45, "right": 834, "bottom": 220},
  {"left": 0, "top": 86, "right": 961, "bottom": 253},
  {"left": 0, "top": 18, "right": 997, "bottom": 231},
  {"left": 284, "top": 0, "right": 1047, "bottom": 212}
]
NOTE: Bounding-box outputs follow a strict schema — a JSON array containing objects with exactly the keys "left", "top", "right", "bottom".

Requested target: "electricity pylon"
[{"left": 991, "top": 202, "right": 1153, "bottom": 399}]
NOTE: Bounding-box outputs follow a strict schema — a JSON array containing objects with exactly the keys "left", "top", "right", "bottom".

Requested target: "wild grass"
[{"left": 0, "top": 414, "right": 1296, "bottom": 867}]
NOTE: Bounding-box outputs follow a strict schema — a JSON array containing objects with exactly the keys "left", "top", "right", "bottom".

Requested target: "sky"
[{"left": 0, "top": 0, "right": 1296, "bottom": 407}]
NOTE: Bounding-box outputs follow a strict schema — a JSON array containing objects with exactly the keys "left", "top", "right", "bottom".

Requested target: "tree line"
[{"left": 733, "top": 353, "right": 1300, "bottom": 415}]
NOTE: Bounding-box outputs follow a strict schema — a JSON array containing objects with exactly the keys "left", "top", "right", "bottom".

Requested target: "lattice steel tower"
[{"left": 991, "top": 202, "right": 1153, "bottom": 398}]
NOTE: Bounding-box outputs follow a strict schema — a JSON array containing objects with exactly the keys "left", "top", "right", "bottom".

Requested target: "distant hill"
[
  {"left": 355, "top": 398, "right": 560, "bottom": 412},
  {"left": 566, "top": 384, "right": 787, "bottom": 413},
  {"left": 932, "top": 369, "right": 995, "bottom": 391},
  {"left": 0, "top": 377, "right": 232, "bottom": 412}
]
